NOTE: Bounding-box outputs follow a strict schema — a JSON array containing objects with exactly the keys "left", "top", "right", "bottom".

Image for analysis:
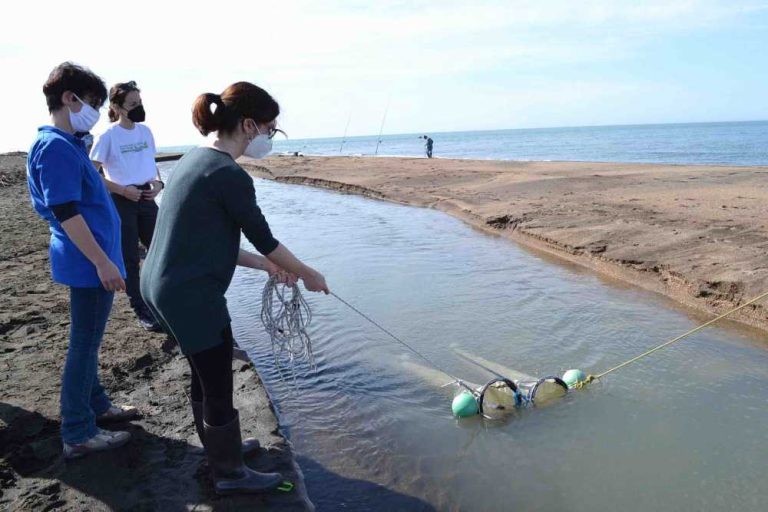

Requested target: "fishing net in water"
[
  {"left": 471, "top": 376, "right": 569, "bottom": 419},
  {"left": 477, "top": 378, "right": 521, "bottom": 419},
  {"left": 516, "top": 377, "right": 569, "bottom": 406}
]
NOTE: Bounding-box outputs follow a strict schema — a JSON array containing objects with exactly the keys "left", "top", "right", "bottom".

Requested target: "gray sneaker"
[
  {"left": 63, "top": 428, "right": 131, "bottom": 459},
  {"left": 137, "top": 309, "right": 162, "bottom": 333},
  {"left": 97, "top": 404, "right": 140, "bottom": 424}
]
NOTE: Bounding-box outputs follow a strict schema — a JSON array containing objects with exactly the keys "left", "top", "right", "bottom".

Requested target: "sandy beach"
[
  {"left": 0, "top": 153, "right": 312, "bottom": 511},
  {"left": 246, "top": 155, "right": 768, "bottom": 332},
  {"left": 4, "top": 149, "right": 768, "bottom": 509}
]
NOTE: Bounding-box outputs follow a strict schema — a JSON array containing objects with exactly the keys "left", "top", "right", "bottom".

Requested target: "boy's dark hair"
[{"left": 42, "top": 62, "right": 108, "bottom": 113}]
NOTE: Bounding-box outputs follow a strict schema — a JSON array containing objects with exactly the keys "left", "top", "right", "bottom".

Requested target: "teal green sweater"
[{"left": 141, "top": 147, "right": 278, "bottom": 355}]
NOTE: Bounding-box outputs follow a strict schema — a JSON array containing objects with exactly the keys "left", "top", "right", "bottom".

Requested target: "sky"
[{"left": 2, "top": 0, "right": 767, "bottom": 151}]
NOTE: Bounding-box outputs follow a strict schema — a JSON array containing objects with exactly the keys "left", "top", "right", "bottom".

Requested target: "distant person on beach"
[
  {"left": 91, "top": 81, "right": 163, "bottom": 332},
  {"left": 422, "top": 135, "right": 434, "bottom": 158},
  {"left": 141, "top": 81, "right": 329, "bottom": 495},
  {"left": 26, "top": 62, "right": 137, "bottom": 460}
]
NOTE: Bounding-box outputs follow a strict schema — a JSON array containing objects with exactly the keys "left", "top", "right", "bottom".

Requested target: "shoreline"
[
  {"left": 244, "top": 155, "right": 768, "bottom": 335},
  {"left": 0, "top": 153, "right": 313, "bottom": 511},
  {"left": 275, "top": 152, "right": 767, "bottom": 168}
]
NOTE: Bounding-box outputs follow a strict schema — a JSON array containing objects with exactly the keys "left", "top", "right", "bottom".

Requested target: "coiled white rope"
[{"left": 261, "top": 275, "right": 314, "bottom": 369}]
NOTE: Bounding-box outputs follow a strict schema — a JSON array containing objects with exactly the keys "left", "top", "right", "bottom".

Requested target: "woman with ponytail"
[
  {"left": 141, "top": 82, "right": 329, "bottom": 495},
  {"left": 91, "top": 81, "right": 162, "bottom": 332}
]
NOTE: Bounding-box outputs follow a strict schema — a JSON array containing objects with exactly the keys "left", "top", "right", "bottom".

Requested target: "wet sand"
[
  {"left": 246, "top": 155, "right": 768, "bottom": 331},
  {"left": 0, "top": 153, "right": 312, "bottom": 511}
]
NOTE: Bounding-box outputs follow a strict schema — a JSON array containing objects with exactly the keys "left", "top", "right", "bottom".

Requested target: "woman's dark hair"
[
  {"left": 42, "top": 62, "right": 107, "bottom": 113},
  {"left": 108, "top": 81, "right": 141, "bottom": 122},
  {"left": 192, "top": 82, "right": 279, "bottom": 136}
]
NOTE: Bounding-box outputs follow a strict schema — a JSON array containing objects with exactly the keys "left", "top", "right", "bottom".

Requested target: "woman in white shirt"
[{"left": 91, "top": 81, "right": 163, "bottom": 331}]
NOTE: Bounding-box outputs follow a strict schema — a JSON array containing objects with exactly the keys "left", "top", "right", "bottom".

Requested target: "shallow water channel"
[{"left": 163, "top": 163, "right": 768, "bottom": 511}]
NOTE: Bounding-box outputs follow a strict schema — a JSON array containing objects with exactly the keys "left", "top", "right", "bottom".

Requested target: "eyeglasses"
[
  {"left": 251, "top": 122, "right": 287, "bottom": 139},
  {"left": 266, "top": 127, "right": 287, "bottom": 140},
  {"left": 74, "top": 93, "right": 104, "bottom": 110}
]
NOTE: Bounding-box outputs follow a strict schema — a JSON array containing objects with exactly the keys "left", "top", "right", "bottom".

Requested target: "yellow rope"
[{"left": 581, "top": 289, "right": 768, "bottom": 386}]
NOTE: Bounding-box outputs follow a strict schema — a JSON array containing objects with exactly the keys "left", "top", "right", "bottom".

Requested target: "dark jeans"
[
  {"left": 61, "top": 287, "right": 114, "bottom": 443},
  {"left": 187, "top": 326, "right": 236, "bottom": 427},
  {"left": 111, "top": 194, "right": 158, "bottom": 311}
]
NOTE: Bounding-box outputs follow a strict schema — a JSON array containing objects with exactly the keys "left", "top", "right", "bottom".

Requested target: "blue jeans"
[{"left": 60, "top": 287, "right": 114, "bottom": 444}]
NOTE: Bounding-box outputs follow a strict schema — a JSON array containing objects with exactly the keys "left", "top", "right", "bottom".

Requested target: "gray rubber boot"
[
  {"left": 204, "top": 410, "right": 283, "bottom": 495},
  {"left": 191, "top": 401, "right": 261, "bottom": 455}
]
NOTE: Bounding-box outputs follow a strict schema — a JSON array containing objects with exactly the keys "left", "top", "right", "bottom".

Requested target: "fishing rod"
[
  {"left": 339, "top": 111, "right": 352, "bottom": 154},
  {"left": 374, "top": 96, "right": 390, "bottom": 156}
]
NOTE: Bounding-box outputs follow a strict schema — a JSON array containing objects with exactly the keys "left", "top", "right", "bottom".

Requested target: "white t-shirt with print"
[{"left": 90, "top": 123, "right": 157, "bottom": 186}]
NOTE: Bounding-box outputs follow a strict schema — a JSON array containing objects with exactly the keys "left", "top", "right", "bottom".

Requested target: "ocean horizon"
[{"left": 160, "top": 120, "right": 768, "bottom": 167}]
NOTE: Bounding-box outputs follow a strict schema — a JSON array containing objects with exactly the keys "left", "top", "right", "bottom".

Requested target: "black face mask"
[{"left": 126, "top": 104, "right": 146, "bottom": 123}]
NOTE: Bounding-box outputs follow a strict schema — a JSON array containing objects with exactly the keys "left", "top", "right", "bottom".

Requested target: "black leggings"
[
  {"left": 111, "top": 194, "right": 158, "bottom": 310},
  {"left": 187, "top": 326, "right": 236, "bottom": 426}
]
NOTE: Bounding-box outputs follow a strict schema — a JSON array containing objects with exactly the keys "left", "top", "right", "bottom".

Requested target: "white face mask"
[
  {"left": 69, "top": 94, "right": 101, "bottom": 133},
  {"left": 243, "top": 130, "right": 273, "bottom": 159}
]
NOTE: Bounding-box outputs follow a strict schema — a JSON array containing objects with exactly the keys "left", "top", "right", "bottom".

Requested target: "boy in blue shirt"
[{"left": 27, "top": 62, "right": 138, "bottom": 459}]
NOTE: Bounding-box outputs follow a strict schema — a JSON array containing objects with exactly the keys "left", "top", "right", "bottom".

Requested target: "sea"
[{"left": 162, "top": 120, "right": 768, "bottom": 166}]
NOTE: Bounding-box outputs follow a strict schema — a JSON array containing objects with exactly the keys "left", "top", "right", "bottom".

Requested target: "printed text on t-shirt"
[{"left": 120, "top": 142, "right": 149, "bottom": 154}]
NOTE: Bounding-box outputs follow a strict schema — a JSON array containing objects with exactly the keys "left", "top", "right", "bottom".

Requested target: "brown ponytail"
[
  {"left": 191, "top": 82, "right": 279, "bottom": 136},
  {"left": 191, "top": 93, "right": 227, "bottom": 136}
]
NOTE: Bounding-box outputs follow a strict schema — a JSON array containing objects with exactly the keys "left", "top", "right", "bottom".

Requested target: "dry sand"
[
  {"left": 0, "top": 153, "right": 313, "bottom": 511},
  {"left": 246, "top": 155, "right": 768, "bottom": 331}
]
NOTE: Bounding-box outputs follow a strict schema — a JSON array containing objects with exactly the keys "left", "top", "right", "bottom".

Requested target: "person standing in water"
[
  {"left": 26, "top": 62, "right": 137, "bottom": 460},
  {"left": 141, "top": 81, "right": 329, "bottom": 495},
  {"left": 91, "top": 81, "right": 163, "bottom": 332},
  {"left": 422, "top": 135, "right": 434, "bottom": 158}
]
